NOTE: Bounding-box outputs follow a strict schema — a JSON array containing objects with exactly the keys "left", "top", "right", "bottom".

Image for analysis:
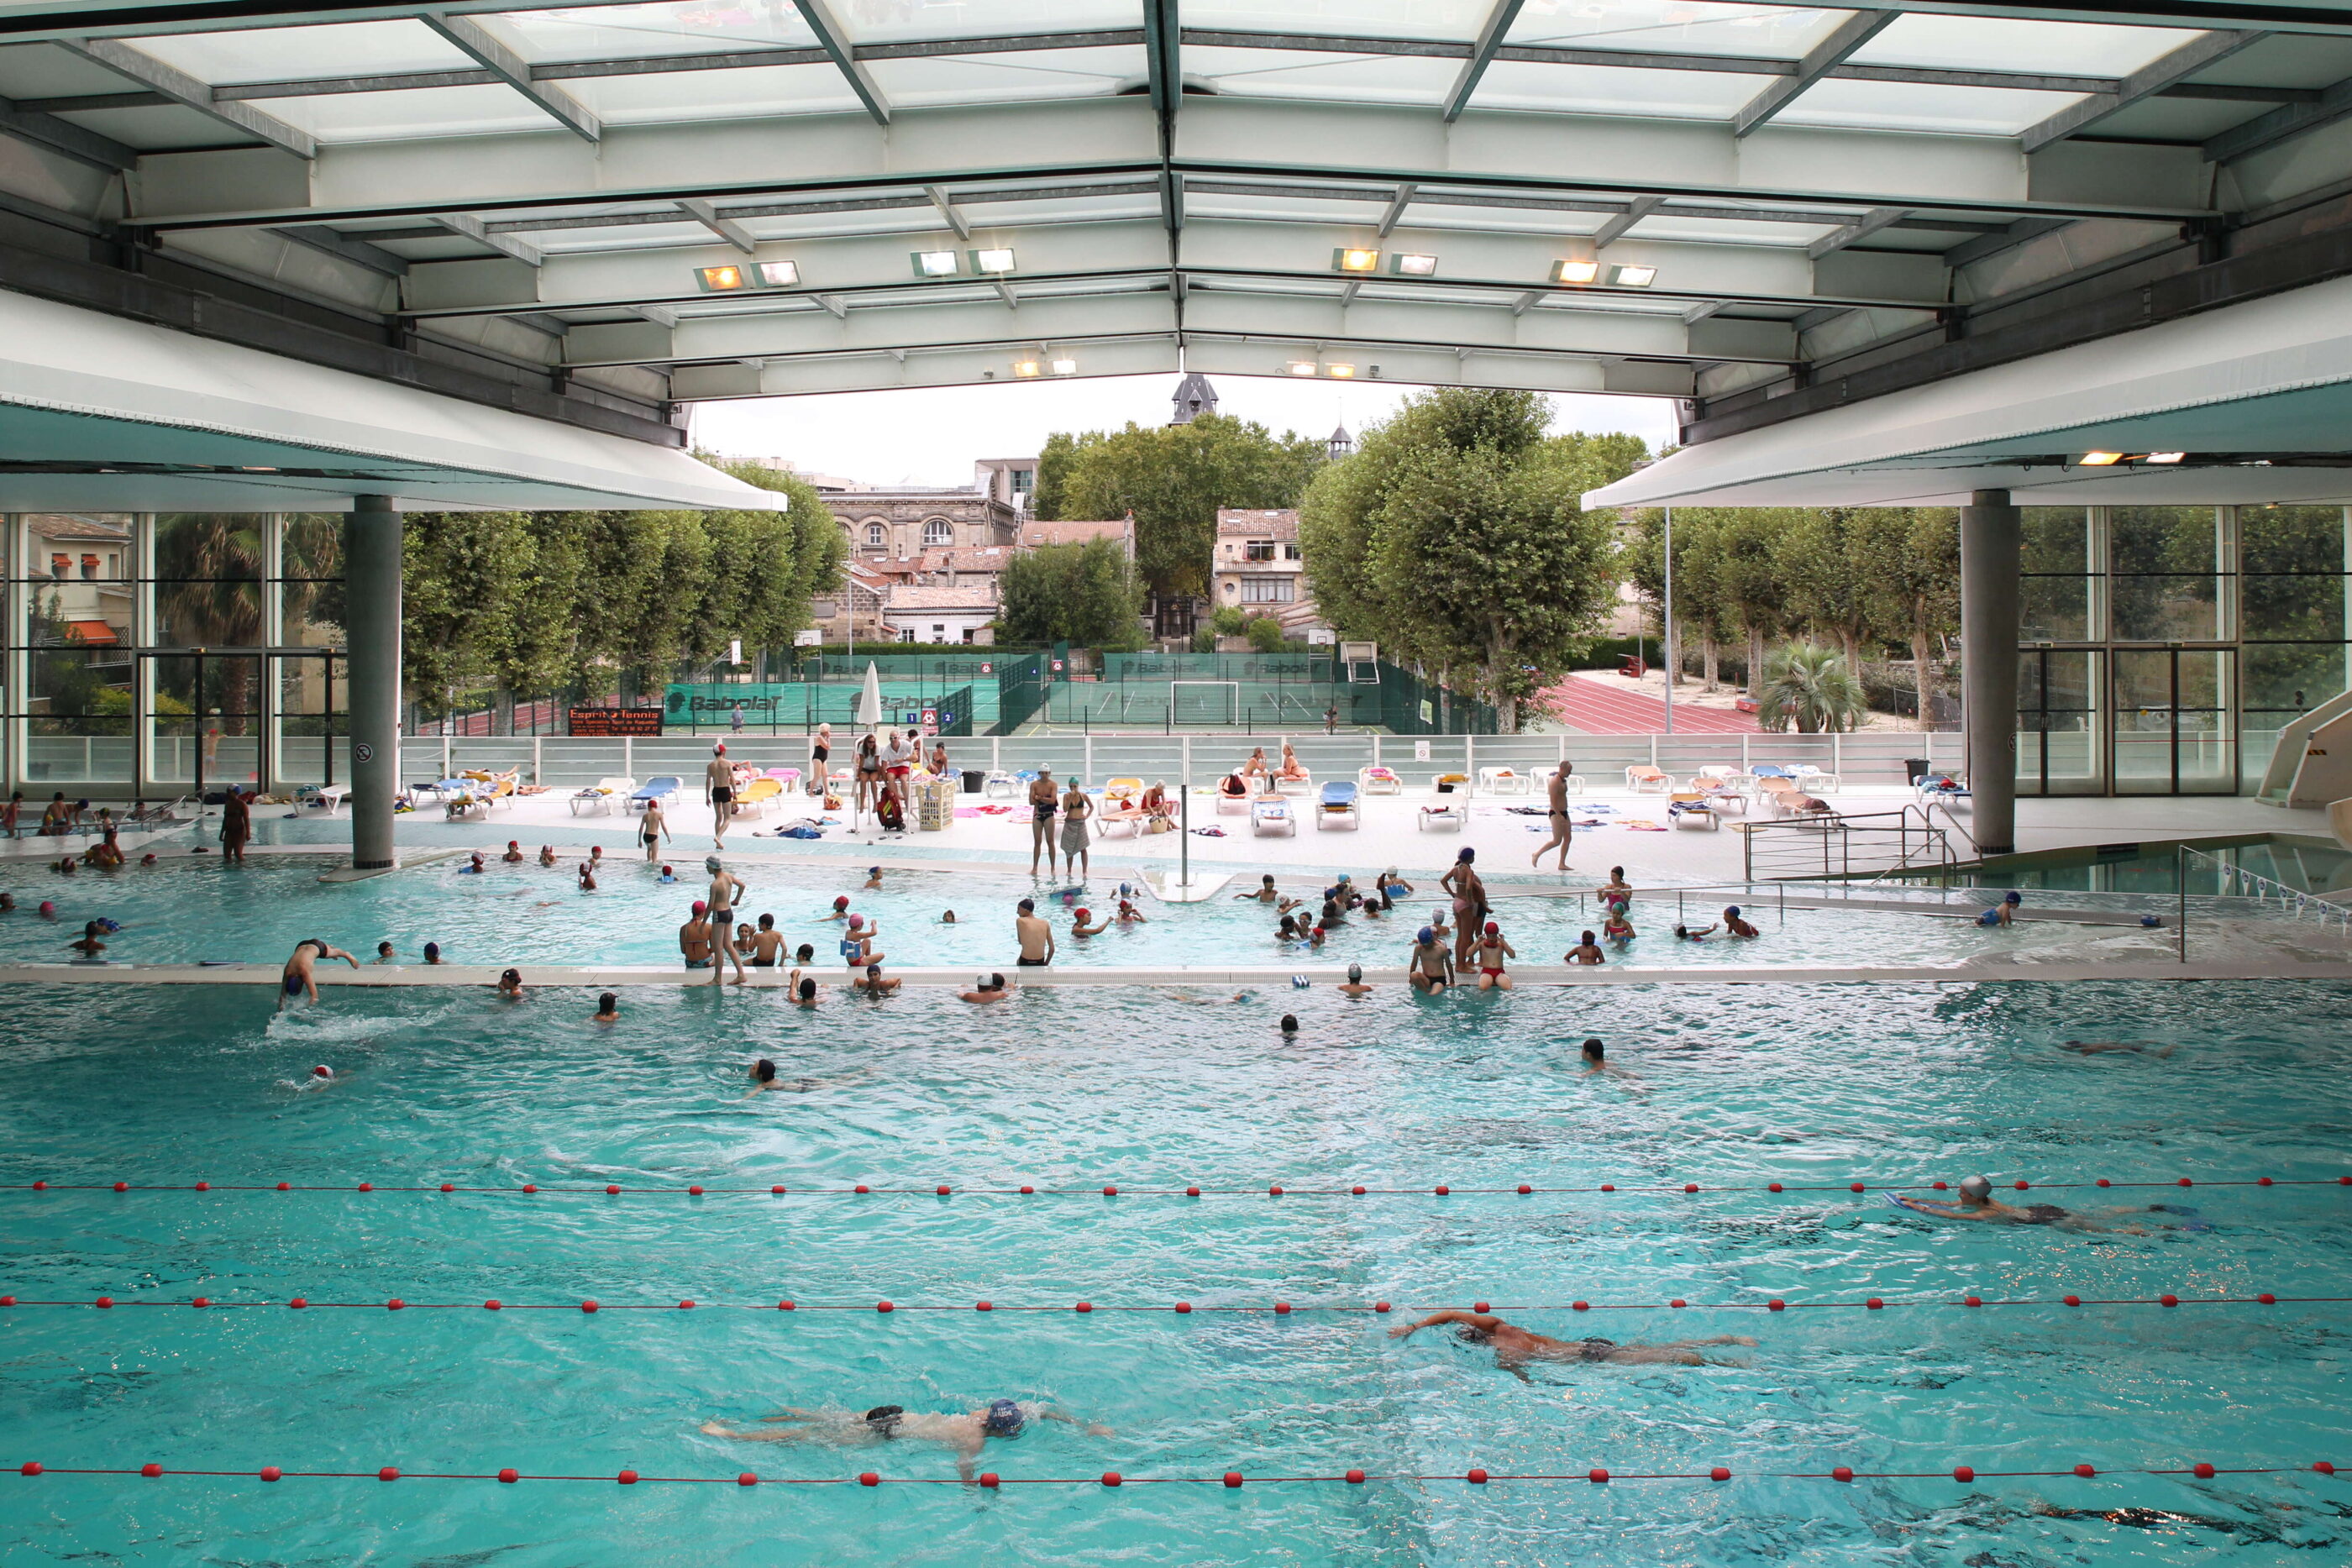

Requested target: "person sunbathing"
[
  {"left": 1141, "top": 782, "right": 1174, "bottom": 819},
  {"left": 1277, "top": 743, "right": 1308, "bottom": 781}
]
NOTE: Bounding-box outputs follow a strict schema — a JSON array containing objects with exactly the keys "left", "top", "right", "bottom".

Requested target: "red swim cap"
[
  {"left": 1074, "top": 908, "right": 1090, "bottom": 920},
  {"left": 1484, "top": 921, "right": 1499, "bottom": 936},
  {"left": 692, "top": 900, "right": 707, "bottom": 915},
  {"left": 834, "top": 895, "right": 849, "bottom": 908}
]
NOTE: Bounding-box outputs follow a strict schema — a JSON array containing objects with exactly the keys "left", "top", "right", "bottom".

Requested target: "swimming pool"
[
  {"left": 0, "top": 856, "right": 2120, "bottom": 973},
  {"left": 3, "top": 978, "right": 2347, "bottom": 1564}
]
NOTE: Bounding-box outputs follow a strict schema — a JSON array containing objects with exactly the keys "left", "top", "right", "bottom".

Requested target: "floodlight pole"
[
  {"left": 1662, "top": 505, "right": 1675, "bottom": 736},
  {"left": 1179, "top": 733, "right": 1191, "bottom": 889}
]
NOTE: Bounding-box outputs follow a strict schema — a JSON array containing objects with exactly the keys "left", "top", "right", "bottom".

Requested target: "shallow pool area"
[{"left": 3, "top": 977, "right": 2349, "bottom": 1565}]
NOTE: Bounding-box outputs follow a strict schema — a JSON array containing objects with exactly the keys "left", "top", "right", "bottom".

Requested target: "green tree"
[
  {"left": 1774, "top": 509, "right": 1884, "bottom": 674},
  {"left": 1030, "top": 430, "right": 1085, "bottom": 522},
  {"left": 1299, "top": 388, "right": 1644, "bottom": 729},
  {"left": 999, "top": 538, "right": 1144, "bottom": 646},
  {"left": 1051, "top": 414, "right": 1322, "bottom": 611},
  {"left": 1864, "top": 507, "right": 1960, "bottom": 730},
  {"left": 1243, "top": 612, "right": 1287, "bottom": 652},
  {"left": 1758, "top": 641, "right": 1867, "bottom": 733},
  {"left": 1208, "top": 604, "right": 1247, "bottom": 637}
]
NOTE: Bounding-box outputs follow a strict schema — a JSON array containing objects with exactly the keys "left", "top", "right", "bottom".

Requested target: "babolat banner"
[
  {"left": 569, "top": 707, "right": 664, "bottom": 737},
  {"left": 663, "top": 684, "right": 798, "bottom": 721}
]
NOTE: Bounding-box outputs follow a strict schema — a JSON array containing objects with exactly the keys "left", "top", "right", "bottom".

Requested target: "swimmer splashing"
[
  {"left": 702, "top": 1399, "right": 1110, "bottom": 1484},
  {"left": 277, "top": 939, "right": 358, "bottom": 1013}
]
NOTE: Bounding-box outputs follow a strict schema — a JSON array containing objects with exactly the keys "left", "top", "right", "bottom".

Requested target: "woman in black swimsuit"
[{"left": 809, "top": 723, "right": 832, "bottom": 796}]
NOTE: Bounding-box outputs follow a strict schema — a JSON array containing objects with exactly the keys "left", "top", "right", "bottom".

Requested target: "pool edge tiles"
[{"left": 8, "top": 959, "right": 2352, "bottom": 987}]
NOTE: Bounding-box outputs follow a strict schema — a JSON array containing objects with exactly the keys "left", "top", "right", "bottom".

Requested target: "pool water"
[
  {"left": 2, "top": 978, "right": 2348, "bottom": 1564},
  {"left": 0, "top": 857, "right": 2108, "bottom": 972}
]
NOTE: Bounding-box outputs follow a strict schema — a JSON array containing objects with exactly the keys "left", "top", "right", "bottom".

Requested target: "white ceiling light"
[
  {"left": 1609, "top": 265, "right": 1657, "bottom": 288},
  {"left": 1326, "top": 364, "right": 1356, "bottom": 379},
  {"left": 972, "top": 247, "right": 1017, "bottom": 273},
  {"left": 1332, "top": 248, "right": 1380, "bottom": 274},
  {"left": 1011, "top": 359, "right": 1042, "bottom": 378},
  {"left": 1391, "top": 254, "right": 1437, "bottom": 276},
  {"left": 755, "top": 260, "right": 799, "bottom": 287},
  {"left": 1287, "top": 360, "right": 1319, "bottom": 376},
  {"left": 1553, "top": 258, "right": 1599, "bottom": 285},
  {"left": 1049, "top": 357, "right": 1078, "bottom": 376},
  {"left": 912, "top": 250, "right": 959, "bottom": 277}
]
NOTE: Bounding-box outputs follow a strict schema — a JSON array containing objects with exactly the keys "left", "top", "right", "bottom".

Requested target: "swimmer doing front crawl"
[
  {"left": 702, "top": 1399, "right": 1110, "bottom": 1483},
  {"left": 1389, "top": 1311, "right": 1754, "bottom": 1382}
]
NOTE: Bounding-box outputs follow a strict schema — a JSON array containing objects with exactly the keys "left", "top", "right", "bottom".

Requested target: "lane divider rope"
[
  {"left": 14, "top": 1176, "right": 2351, "bottom": 1198},
  {"left": 13, "top": 1459, "right": 2346, "bottom": 1488},
  {"left": 3, "top": 1293, "right": 2337, "bottom": 1314}
]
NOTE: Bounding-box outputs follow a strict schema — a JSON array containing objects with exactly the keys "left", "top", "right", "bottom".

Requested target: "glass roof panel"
[
  {"left": 265, "top": 83, "right": 564, "bottom": 142},
  {"left": 1846, "top": 14, "right": 2207, "bottom": 76},
  {"left": 1183, "top": 45, "right": 1458, "bottom": 104},
  {"left": 832, "top": 0, "right": 1138, "bottom": 45},
  {"left": 489, "top": 2, "right": 817, "bottom": 64},
  {"left": 1473, "top": 58, "right": 1774, "bottom": 118},
  {"left": 1185, "top": 0, "right": 1494, "bottom": 43},
  {"left": 863, "top": 45, "right": 1145, "bottom": 107},
  {"left": 50, "top": 103, "right": 249, "bottom": 151},
  {"left": 136, "top": 20, "right": 475, "bottom": 82},
  {"left": 1634, "top": 217, "right": 1832, "bottom": 246},
  {"left": 529, "top": 219, "right": 711, "bottom": 253},
  {"left": 0, "top": 44, "right": 151, "bottom": 99},
  {"left": 1505, "top": 1, "right": 1851, "bottom": 62},
  {"left": 1777, "top": 78, "right": 2090, "bottom": 136},
  {"left": 562, "top": 62, "right": 865, "bottom": 121}
]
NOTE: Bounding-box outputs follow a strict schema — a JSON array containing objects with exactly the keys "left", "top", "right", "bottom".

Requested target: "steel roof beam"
[
  {"left": 1806, "top": 206, "right": 1908, "bottom": 257},
  {"left": 1374, "top": 183, "right": 1416, "bottom": 237},
  {"left": 57, "top": 35, "right": 315, "bottom": 157},
  {"left": 434, "top": 212, "right": 541, "bottom": 265},
  {"left": 2021, "top": 27, "right": 2262, "bottom": 149},
  {"left": 273, "top": 223, "right": 408, "bottom": 274},
  {"left": 0, "top": 88, "right": 138, "bottom": 170},
  {"left": 420, "top": 13, "right": 601, "bottom": 141},
  {"left": 793, "top": 0, "right": 889, "bottom": 124},
  {"left": 2204, "top": 67, "right": 2352, "bottom": 160},
  {"left": 1442, "top": 0, "right": 1526, "bottom": 122},
  {"left": 1733, "top": 11, "right": 1898, "bottom": 137},
  {"left": 1592, "top": 195, "right": 1662, "bottom": 249},
  {"left": 925, "top": 185, "right": 971, "bottom": 239},
  {"left": 678, "top": 199, "right": 754, "bottom": 254}
]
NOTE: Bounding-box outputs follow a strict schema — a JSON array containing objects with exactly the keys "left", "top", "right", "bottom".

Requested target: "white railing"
[{"left": 2175, "top": 843, "right": 2352, "bottom": 962}]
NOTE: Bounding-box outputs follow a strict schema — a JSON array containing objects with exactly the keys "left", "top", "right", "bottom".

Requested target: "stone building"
[
  {"left": 821, "top": 487, "right": 1021, "bottom": 563},
  {"left": 1212, "top": 508, "right": 1324, "bottom": 637}
]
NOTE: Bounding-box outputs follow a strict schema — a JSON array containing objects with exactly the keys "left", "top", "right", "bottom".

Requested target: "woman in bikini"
[{"left": 853, "top": 733, "right": 884, "bottom": 817}]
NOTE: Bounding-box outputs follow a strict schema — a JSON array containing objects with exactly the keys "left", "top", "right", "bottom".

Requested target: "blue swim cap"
[
  {"left": 1416, "top": 926, "right": 1435, "bottom": 943},
  {"left": 1725, "top": 905, "right": 1740, "bottom": 918},
  {"left": 2004, "top": 891, "right": 2022, "bottom": 904},
  {"left": 984, "top": 1398, "right": 1024, "bottom": 1435}
]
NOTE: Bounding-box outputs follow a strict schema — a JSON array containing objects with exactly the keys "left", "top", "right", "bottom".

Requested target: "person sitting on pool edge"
[
  {"left": 1388, "top": 1310, "right": 1754, "bottom": 1381},
  {"left": 701, "top": 1399, "right": 1110, "bottom": 1485},
  {"left": 279, "top": 938, "right": 359, "bottom": 1012},
  {"left": 1566, "top": 931, "right": 1606, "bottom": 966},
  {"left": 1408, "top": 926, "right": 1454, "bottom": 993},
  {"left": 1473, "top": 921, "right": 1516, "bottom": 990},
  {"left": 1721, "top": 905, "right": 1760, "bottom": 938}
]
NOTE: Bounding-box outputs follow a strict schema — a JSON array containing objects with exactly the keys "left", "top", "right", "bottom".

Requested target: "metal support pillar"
[
  {"left": 1960, "top": 488, "right": 2021, "bottom": 855},
  {"left": 345, "top": 495, "right": 402, "bottom": 870}
]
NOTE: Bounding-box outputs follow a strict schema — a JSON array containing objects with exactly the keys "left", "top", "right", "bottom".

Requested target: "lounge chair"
[
  {"left": 1251, "top": 796, "right": 1295, "bottom": 836},
  {"left": 1916, "top": 774, "right": 1971, "bottom": 808},
  {"left": 733, "top": 777, "right": 783, "bottom": 816},
  {"left": 1432, "top": 772, "right": 1470, "bottom": 796},
  {"left": 983, "top": 769, "right": 1021, "bottom": 799},
  {"left": 1666, "top": 791, "right": 1719, "bottom": 830},
  {"left": 1418, "top": 799, "right": 1465, "bottom": 831},
  {"left": 1095, "top": 798, "right": 1147, "bottom": 839},
  {"left": 443, "top": 781, "right": 490, "bottom": 821},
  {"left": 627, "top": 776, "right": 681, "bottom": 813},
  {"left": 1215, "top": 777, "right": 1251, "bottom": 815},
  {"left": 1793, "top": 764, "right": 1840, "bottom": 794},
  {"left": 1357, "top": 765, "right": 1403, "bottom": 795},
  {"left": 294, "top": 783, "right": 349, "bottom": 817},
  {"left": 1273, "top": 768, "right": 1313, "bottom": 797},
  {"left": 1625, "top": 765, "right": 1673, "bottom": 794},
  {"left": 570, "top": 775, "right": 634, "bottom": 816},
  {"left": 1477, "top": 766, "right": 1529, "bottom": 794},
  {"left": 1102, "top": 777, "right": 1143, "bottom": 807},
  {"left": 1316, "top": 780, "right": 1360, "bottom": 831}
]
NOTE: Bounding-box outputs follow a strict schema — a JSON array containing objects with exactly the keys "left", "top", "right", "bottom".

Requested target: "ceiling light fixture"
[
  {"left": 1609, "top": 265, "right": 1657, "bottom": 288},
  {"left": 1553, "top": 258, "right": 1600, "bottom": 285},
  {"left": 972, "top": 247, "right": 1017, "bottom": 273},
  {"left": 1326, "top": 364, "right": 1357, "bottom": 379},
  {"left": 1287, "top": 360, "right": 1319, "bottom": 376},
  {"left": 2079, "top": 451, "right": 2124, "bottom": 466},
  {"left": 1333, "top": 248, "right": 1380, "bottom": 274},
  {"left": 1049, "top": 357, "right": 1079, "bottom": 376},
  {"left": 2145, "top": 451, "right": 2187, "bottom": 464},
  {"left": 696, "top": 265, "right": 748, "bottom": 292},
  {"left": 912, "top": 250, "right": 959, "bottom": 278},
  {"left": 1011, "top": 359, "right": 1042, "bottom": 379},
  {"left": 1391, "top": 253, "right": 1437, "bottom": 276},
  {"left": 755, "top": 260, "right": 799, "bottom": 287}
]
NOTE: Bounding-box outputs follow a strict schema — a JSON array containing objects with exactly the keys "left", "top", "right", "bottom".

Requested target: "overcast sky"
[{"left": 686, "top": 375, "right": 1677, "bottom": 489}]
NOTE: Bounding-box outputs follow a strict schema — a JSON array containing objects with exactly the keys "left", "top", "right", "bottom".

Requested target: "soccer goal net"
[{"left": 1169, "top": 680, "right": 1242, "bottom": 727}]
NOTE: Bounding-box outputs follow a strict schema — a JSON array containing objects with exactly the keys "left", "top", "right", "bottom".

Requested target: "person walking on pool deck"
[
  {"left": 1531, "top": 760, "right": 1575, "bottom": 871},
  {"left": 278, "top": 938, "right": 358, "bottom": 1012},
  {"left": 705, "top": 744, "right": 736, "bottom": 847},
  {"left": 1440, "top": 848, "right": 1488, "bottom": 968},
  {"left": 701, "top": 1400, "right": 1110, "bottom": 1486},
  {"left": 219, "top": 787, "right": 251, "bottom": 866},
  {"left": 1060, "top": 776, "right": 1093, "bottom": 882},
  {"left": 1026, "top": 768, "right": 1060, "bottom": 878},
  {"left": 1016, "top": 898, "right": 1054, "bottom": 967},
  {"left": 705, "top": 857, "right": 747, "bottom": 986},
  {"left": 1389, "top": 1311, "right": 1755, "bottom": 1380},
  {"left": 641, "top": 794, "right": 670, "bottom": 863}
]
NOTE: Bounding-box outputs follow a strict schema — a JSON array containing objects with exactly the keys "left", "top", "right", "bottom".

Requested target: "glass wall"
[
  {"left": 0, "top": 513, "right": 347, "bottom": 800},
  {"left": 2014, "top": 505, "right": 2348, "bottom": 795}
]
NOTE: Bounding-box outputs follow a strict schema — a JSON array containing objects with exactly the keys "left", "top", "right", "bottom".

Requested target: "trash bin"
[
  {"left": 961, "top": 768, "right": 984, "bottom": 794},
  {"left": 1904, "top": 758, "right": 1933, "bottom": 784}
]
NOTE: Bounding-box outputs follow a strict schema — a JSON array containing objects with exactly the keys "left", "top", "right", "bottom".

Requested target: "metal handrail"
[{"left": 1741, "top": 805, "right": 1955, "bottom": 885}]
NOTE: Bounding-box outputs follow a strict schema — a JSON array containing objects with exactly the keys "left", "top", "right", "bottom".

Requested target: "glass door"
[
  {"left": 2018, "top": 648, "right": 2103, "bottom": 794},
  {"left": 2111, "top": 647, "right": 2236, "bottom": 794}
]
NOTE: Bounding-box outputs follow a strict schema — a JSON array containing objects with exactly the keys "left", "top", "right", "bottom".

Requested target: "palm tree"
[
  {"left": 1759, "top": 641, "right": 1867, "bottom": 733},
  {"left": 152, "top": 514, "right": 268, "bottom": 735}
]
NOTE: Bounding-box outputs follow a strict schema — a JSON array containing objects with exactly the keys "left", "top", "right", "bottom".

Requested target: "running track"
[{"left": 1538, "top": 672, "right": 1759, "bottom": 735}]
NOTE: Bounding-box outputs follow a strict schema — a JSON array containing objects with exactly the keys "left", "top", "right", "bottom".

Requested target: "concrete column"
[
  {"left": 1961, "top": 488, "right": 2022, "bottom": 855},
  {"left": 345, "top": 496, "right": 402, "bottom": 870}
]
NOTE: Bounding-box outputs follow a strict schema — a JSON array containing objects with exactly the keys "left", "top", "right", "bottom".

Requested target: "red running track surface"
[{"left": 1537, "top": 674, "right": 1758, "bottom": 736}]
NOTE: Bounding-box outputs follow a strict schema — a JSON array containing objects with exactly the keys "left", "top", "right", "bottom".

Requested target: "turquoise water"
[
  {"left": 2, "top": 979, "right": 2349, "bottom": 1563},
  {"left": 0, "top": 856, "right": 2103, "bottom": 971}
]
